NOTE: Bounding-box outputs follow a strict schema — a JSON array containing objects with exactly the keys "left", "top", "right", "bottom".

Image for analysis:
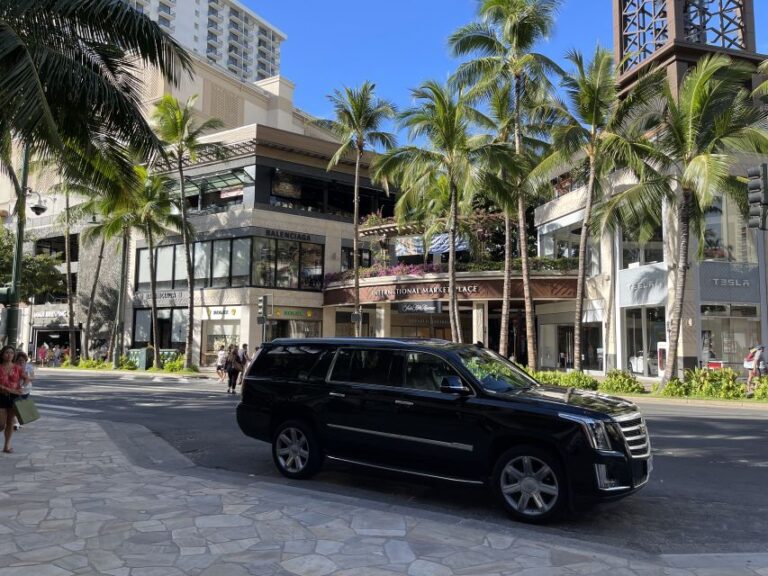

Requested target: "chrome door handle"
[
  {"left": 329, "top": 392, "right": 345, "bottom": 398},
  {"left": 395, "top": 400, "right": 414, "bottom": 407}
]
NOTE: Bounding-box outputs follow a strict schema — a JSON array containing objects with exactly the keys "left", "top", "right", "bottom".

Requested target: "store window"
[
  {"left": 581, "top": 323, "right": 603, "bottom": 371},
  {"left": 621, "top": 227, "right": 664, "bottom": 269},
  {"left": 276, "top": 240, "right": 299, "bottom": 289},
  {"left": 136, "top": 249, "right": 150, "bottom": 290},
  {"left": 211, "top": 239, "right": 231, "bottom": 288},
  {"left": 231, "top": 238, "right": 251, "bottom": 287},
  {"left": 300, "top": 243, "right": 323, "bottom": 290},
  {"left": 132, "top": 307, "right": 188, "bottom": 353},
  {"left": 156, "top": 246, "right": 174, "bottom": 290},
  {"left": 174, "top": 244, "right": 187, "bottom": 289},
  {"left": 701, "top": 304, "right": 761, "bottom": 367},
  {"left": 624, "top": 306, "right": 666, "bottom": 377},
  {"left": 703, "top": 196, "right": 757, "bottom": 263},
  {"left": 252, "top": 237, "right": 276, "bottom": 287},
  {"left": 136, "top": 236, "right": 324, "bottom": 292},
  {"left": 202, "top": 319, "right": 240, "bottom": 367},
  {"left": 341, "top": 247, "right": 372, "bottom": 272},
  {"left": 540, "top": 224, "right": 600, "bottom": 276},
  {"left": 194, "top": 241, "right": 211, "bottom": 288}
]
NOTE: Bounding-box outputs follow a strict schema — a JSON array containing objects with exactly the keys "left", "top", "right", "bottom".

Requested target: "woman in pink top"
[{"left": 0, "top": 345, "right": 26, "bottom": 453}]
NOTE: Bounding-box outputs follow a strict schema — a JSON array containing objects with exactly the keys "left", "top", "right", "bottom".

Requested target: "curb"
[
  {"left": 35, "top": 367, "right": 217, "bottom": 380},
  {"left": 621, "top": 394, "right": 768, "bottom": 411}
]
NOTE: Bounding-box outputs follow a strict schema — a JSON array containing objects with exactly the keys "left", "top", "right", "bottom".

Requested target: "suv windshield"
[{"left": 457, "top": 347, "right": 539, "bottom": 393}]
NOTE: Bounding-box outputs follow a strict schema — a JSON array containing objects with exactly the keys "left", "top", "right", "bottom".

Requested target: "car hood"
[{"left": 509, "top": 385, "right": 638, "bottom": 417}]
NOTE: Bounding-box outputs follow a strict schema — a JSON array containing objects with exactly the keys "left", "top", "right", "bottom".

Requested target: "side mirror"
[{"left": 440, "top": 375, "right": 470, "bottom": 396}]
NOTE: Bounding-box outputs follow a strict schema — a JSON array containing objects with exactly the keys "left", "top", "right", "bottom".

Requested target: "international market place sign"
[{"left": 323, "top": 278, "right": 576, "bottom": 306}]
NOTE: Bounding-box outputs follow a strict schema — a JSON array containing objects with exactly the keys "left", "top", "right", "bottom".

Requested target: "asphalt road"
[{"left": 28, "top": 370, "right": 768, "bottom": 555}]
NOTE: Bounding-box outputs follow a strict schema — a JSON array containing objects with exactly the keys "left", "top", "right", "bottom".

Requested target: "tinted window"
[
  {"left": 330, "top": 349, "right": 403, "bottom": 387},
  {"left": 253, "top": 345, "right": 329, "bottom": 381},
  {"left": 405, "top": 352, "right": 459, "bottom": 392},
  {"left": 457, "top": 347, "right": 537, "bottom": 393}
]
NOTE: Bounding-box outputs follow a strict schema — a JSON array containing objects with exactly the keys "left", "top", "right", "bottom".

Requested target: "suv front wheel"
[
  {"left": 272, "top": 420, "right": 323, "bottom": 479},
  {"left": 493, "top": 445, "right": 566, "bottom": 523}
]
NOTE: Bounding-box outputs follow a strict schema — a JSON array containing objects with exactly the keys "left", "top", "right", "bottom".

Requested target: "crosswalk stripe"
[{"left": 37, "top": 409, "right": 87, "bottom": 418}]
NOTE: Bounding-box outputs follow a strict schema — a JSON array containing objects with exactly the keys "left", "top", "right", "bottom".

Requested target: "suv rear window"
[
  {"left": 330, "top": 349, "right": 403, "bottom": 387},
  {"left": 252, "top": 345, "right": 332, "bottom": 382}
]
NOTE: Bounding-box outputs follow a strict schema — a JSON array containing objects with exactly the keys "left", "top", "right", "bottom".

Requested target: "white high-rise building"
[{"left": 126, "top": 0, "right": 286, "bottom": 83}]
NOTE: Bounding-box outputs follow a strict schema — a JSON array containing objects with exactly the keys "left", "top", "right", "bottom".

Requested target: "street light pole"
[{"left": 5, "top": 145, "right": 30, "bottom": 348}]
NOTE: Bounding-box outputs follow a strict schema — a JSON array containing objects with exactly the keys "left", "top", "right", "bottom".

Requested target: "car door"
[
  {"left": 320, "top": 347, "right": 406, "bottom": 463},
  {"left": 384, "top": 351, "right": 485, "bottom": 480}
]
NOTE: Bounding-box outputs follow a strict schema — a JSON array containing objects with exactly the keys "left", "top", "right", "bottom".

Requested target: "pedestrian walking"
[
  {"left": 225, "top": 345, "right": 243, "bottom": 394},
  {"left": 52, "top": 345, "right": 61, "bottom": 367},
  {"left": 37, "top": 344, "right": 47, "bottom": 366},
  {"left": 0, "top": 345, "right": 27, "bottom": 453},
  {"left": 215, "top": 345, "right": 227, "bottom": 383},
  {"left": 746, "top": 344, "right": 765, "bottom": 395},
  {"left": 11, "top": 351, "right": 33, "bottom": 431},
  {"left": 237, "top": 343, "right": 251, "bottom": 387}
]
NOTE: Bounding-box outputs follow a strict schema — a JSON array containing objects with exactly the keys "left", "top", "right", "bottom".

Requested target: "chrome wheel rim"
[
  {"left": 500, "top": 455, "right": 559, "bottom": 516},
  {"left": 276, "top": 427, "right": 309, "bottom": 473}
]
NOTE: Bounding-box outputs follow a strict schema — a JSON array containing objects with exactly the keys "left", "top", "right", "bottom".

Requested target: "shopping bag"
[{"left": 13, "top": 397, "right": 40, "bottom": 425}]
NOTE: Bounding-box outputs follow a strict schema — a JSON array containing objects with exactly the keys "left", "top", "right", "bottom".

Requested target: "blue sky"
[{"left": 249, "top": 0, "right": 768, "bottom": 121}]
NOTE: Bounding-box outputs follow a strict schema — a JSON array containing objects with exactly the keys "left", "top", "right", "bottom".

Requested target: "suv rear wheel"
[
  {"left": 272, "top": 420, "right": 323, "bottom": 479},
  {"left": 493, "top": 445, "right": 565, "bottom": 523}
]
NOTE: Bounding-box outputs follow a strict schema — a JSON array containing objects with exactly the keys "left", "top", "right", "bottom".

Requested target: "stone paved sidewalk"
[{"left": 1, "top": 418, "right": 767, "bottom": 576}]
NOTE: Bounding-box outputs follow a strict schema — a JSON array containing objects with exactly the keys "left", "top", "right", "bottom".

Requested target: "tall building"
[{"left": 126, "top": 0, "right": 286, "bottom": 83}]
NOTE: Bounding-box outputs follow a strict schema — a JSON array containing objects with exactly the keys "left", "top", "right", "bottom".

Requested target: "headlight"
[{"left": 559, "top": 413, "right": 613, "bottom": 451}]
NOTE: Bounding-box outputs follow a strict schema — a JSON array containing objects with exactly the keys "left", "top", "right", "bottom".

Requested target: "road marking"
[
  {"left": 36, "top": 403, "right": 103, "bottom": 418},
  {"left": 35, "top": 403, "right": 101, "bottom": 413}
]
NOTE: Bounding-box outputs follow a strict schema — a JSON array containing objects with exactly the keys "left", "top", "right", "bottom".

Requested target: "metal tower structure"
[{"left": 614, "top": 0, "right": 762, "bottom": 90}]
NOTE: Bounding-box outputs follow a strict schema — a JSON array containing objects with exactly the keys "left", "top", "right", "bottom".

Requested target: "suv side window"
[
  {"left": 405, "top": 352, "right": 459, "bottom": 392},
  {"left": 330, "top": 348, "right": 404, "bottom": 387},
  {"left": 253, "top": 345, "right": 329, "bottom": 381}
]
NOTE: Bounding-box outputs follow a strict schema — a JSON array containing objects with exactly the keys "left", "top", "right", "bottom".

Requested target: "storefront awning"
[{"left": 168, "top": 167, "right": 255, "bottom": 198}]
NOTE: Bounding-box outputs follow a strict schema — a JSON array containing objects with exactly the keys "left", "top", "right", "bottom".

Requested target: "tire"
[
  {"left": 492, "top": 445, "right": 566, "bottom": 524},
  {"left": 271, "top": 419, "right": 323, "bottom": 479}
]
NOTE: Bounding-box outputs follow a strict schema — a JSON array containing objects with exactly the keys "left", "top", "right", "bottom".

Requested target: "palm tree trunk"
[
  {"left": 353, "top": 149, "right": 362, "bottom": 337},
  {"left": 573, "top": 158, "right": 597, "bottom": 372},
  {"left": 448, "top": 180, "right": 462, "bottom": 343},
  {"left": 663, "top": 190, "right": 692, "bottom": 384},
  {"left": 83, "top": 235, "right": 106, "bottom": 360},
  {"left": 514, "top": 75, "right": 536, "bottom": 367},
  {"left": 178, "top": 159, "right": 195, "bottom": 369},
  {"left": 64, "top": 189, "right": 76, "bottom": 360},
  {"left": 147, "top": 228, "right": 161, "bottom": 369},
  {"left": 499, "top": 211, "right": 512, "bottom": 357}
]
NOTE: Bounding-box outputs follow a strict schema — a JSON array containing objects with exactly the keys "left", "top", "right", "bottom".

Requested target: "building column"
[
  {"left": 375, "top": 302, "right": 391, "bottom": 338},
  {"left": 322, "top": 307, "right": 336, "bottom": 337},
  {"left": 472, "top": 301, "right": 488, "bottom": 346}
]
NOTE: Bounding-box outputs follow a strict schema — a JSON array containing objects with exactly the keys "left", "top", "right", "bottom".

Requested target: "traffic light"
[
  {"left": 0, "top": 285, "right": 13, "bottom": 305},
  {"left": 747, "top": 164, "right": 768, "bottom": 230},
  {"left": 257, "top": 295, "right": 268, "bottom": 318}
]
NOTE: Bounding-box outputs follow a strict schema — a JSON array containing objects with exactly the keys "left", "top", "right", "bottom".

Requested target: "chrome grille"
[{"left": 613, "top": 412, "right": 650, "bottom": 458}]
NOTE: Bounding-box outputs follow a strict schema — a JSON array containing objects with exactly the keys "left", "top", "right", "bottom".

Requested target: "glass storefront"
[
  {"left": 132, "top": 307, "right": 188, "bottom": 352},
  {"left": 624, "top": 306, "right": 666, "bottom": 377},
  {"left": 621, "top": 227, "right": 664, "bottom": 269},
  {"left": 701, "top": 304, "right": 761, "bottom": 368},
  {"left": 136, "top": 234, "right": 324, "bottom": 293},
  {"left": 540, "top": 224, "right": 600, "bottom": 276},
  {"left": 202, "top": 319, "right": 240, "bottom": 367},
  {"left": 703, "top": 196, "right": 757, "bottom": 263}
]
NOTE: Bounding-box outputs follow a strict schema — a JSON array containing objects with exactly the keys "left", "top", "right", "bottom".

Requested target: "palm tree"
[
  {"left": 0, "top": 0, "right": 190, "bottom": 172},
  {"left": 533, "top": 46, "right": 660, "bottom": 372},
  {"left": 151, "top": 95, "right": 225, "bottom": 369},
  {"left": 373, "top": 81, "right": 496, "bottom": 342},
  {"left": 135, "top": 169, "right": 185, "bottom": 369},
  {"left": 317, "top": 82, "right": 396, "bottom": 337},
  {"left": 449, "top": 0, "right": 562, "bottom": 365},
  {"left": 599, "top": 55, "right": 768, "bottom": 383}
]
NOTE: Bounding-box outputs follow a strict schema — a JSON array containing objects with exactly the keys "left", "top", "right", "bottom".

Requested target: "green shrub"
[
  {"left": 163, "top": 356, "right": 185, "bottom": 372},
  {"left": 754, "top": 377, "right": 768, "bottom": 400},
  {"left": 561, "top": 371, "right": 599, "bottom": 391},
  {"left": 660, "top": 377, "right": 691, "bottom": 397},
  {"left": 599, "top": 370, "right": 645, "bottom": 394},
  {"left": 119, "top": 355, "right": 137, "bottom": 370},
  {"left": 61, "top": 357, "right": 74, "bottom": 367},
  {"left": 78, "top": 358, "right": 108, "bottom": 369},
  {"left": 684, "top": 367, "right": 746, "bottom": 399}
]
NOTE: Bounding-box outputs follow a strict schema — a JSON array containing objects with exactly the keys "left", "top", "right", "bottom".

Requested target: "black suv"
[{"left": 237, "top": 338, "right": 651, "bottom": 523}]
